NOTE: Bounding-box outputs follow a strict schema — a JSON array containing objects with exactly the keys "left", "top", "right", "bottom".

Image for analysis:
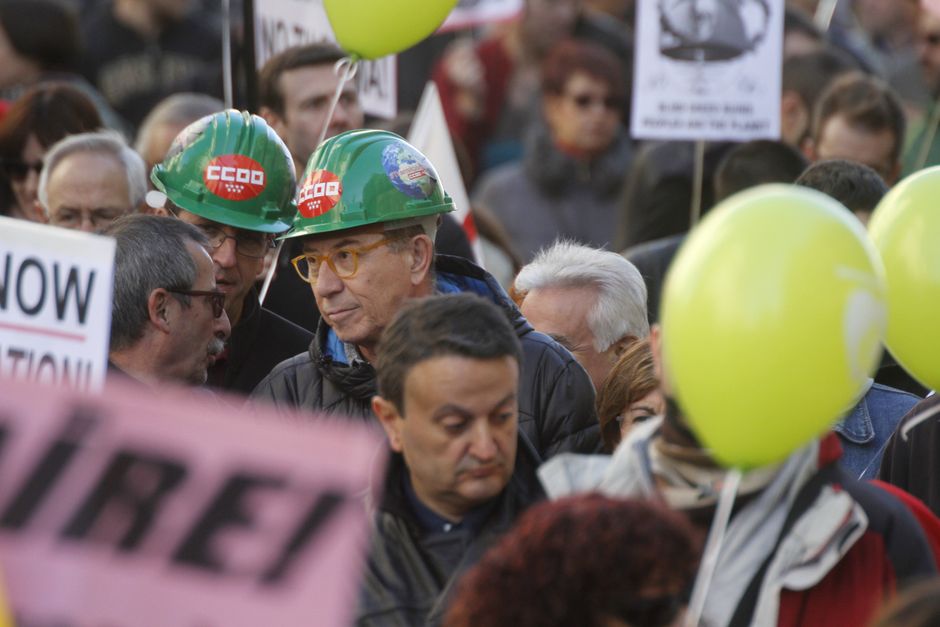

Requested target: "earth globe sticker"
[{"left": 382, "top": 144, "right": 438, "bottom": 200}]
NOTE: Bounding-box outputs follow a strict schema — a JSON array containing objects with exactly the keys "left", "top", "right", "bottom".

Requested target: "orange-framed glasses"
[{"left": 290, "top": 234, "right": 405, "bottom": 284}]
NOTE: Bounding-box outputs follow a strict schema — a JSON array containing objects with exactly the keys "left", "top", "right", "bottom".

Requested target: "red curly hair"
[{"left": 444, "top": 494, "right": 700, "bottom": 627}]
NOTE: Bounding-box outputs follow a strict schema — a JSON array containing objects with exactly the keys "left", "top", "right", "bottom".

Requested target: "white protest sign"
[
  {"left": 409, "top": 81, "right": 482, "bottom": 264},
  {"left": 440, "top": 0, "right": 523, "bottom": 31},
  {"left": 0, "top": 376, "right": 386, "bottom": 627},
  {"left": 630, "top": 0, "right": 783, "bottom": 141},
  {"left": 0, "top": 218, "right": 114, "bottom": 392},
  {"left": 254, "top": 0, "right": 397, "bottom": 119}
]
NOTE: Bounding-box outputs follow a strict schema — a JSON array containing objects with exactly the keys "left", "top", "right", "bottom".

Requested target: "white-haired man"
[
  {"left": 36, "top": 130, "right": 147, "bottom": 233},
  {"left": 514, "top": 240, "right": 649, "bottom": 390}
]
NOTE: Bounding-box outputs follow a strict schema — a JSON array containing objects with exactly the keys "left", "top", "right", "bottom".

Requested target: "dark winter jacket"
[
  {"left": 251, "top": 255, "right": 600, "bottom": 459},
  {"left": 879, "top": 394, "right": 940, "bottom": 516},
  {"left": 356, "top": 434, "right": 545, "bottom": 626},
  {"left": 207, "top": 289, "right": 313, "bottom": 396}
]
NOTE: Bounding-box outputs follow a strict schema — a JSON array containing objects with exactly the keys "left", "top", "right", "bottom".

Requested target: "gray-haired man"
[{"left": 37, "top": 130, "right": 147, "bottom": 233}]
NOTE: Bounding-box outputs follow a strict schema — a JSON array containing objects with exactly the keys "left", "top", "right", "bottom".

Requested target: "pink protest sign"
[{"left": 0, "top": 377, "right": 386, "bottom": 627}]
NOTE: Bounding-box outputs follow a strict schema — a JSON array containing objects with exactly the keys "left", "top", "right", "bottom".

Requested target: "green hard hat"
[
  {"left": 281, "top": 129, "right": 454, "bottom": 240},
  {"left": 151, "top": 110, "right": 297, "bottom": 233}
]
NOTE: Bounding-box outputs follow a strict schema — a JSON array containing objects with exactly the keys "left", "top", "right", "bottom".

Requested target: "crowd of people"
[{"left": 3, "top": 0, "right": 940, "bottom": 625}]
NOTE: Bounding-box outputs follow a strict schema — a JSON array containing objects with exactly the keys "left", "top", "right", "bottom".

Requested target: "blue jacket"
[{"left": 835, "top": 381, "right": 920, "bottom": 479}]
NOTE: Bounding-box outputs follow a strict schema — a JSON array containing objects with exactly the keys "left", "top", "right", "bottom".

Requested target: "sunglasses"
[
  {"left": 2, "top": 160, "right": 43, "bottom": 182},
  {"left": 166, "top": 288, "right": 226, "bottom": 318},
  {"left": 568, "top": 93, "right": 620, "bottom": 110}
]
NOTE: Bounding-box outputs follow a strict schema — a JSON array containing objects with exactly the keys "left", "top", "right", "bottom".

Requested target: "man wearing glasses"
[
  {"left": 106, "top": 215, "right": 231, "bottom": 386},
  {"left": 253, "top": 130, "right": 599, "bottom": 459},
  {"left": 36, "top": 130, "right": 147, "bottom": 233},
  {"left": 151, "top": 110, "right": 313, "bottom": 395}
]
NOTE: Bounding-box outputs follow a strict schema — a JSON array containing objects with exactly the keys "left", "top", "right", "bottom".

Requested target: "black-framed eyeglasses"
[
  {"left": 290, "top": 233, "right": 406, "bottom": 284},
  {"left": 197, "top": 224, "right": 273, "bottom": 259},
  {"left": 2, "top": 160, "right": 43, "bottom": 182},
  {"left": 166, "top": 288, "right": 226, "bottom": 318},
  {"left": 164, "top": 199, "right": 273, "bottom": 259}
]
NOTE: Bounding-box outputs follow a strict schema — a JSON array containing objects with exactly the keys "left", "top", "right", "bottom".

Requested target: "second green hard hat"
[{"left": 151, "top": 110, "right": 297, "bottom": 233}]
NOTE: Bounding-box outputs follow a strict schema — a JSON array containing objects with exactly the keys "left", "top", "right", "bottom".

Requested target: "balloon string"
[
  {"left": 257, "top": 239, "right": 284, "bottom": 306},
  {"left": 682, "top": 467, "right": 742, "bottom": 627},
  {"left": 316, "top": 56, "right": 360, "bottom": 149},
  {"left": 259, "top": 56, "right": 359, "bottom": 308}
]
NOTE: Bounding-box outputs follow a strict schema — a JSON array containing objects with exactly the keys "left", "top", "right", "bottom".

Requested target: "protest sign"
[
  {"left": 440, "top": 0, "right": 522, "bottom": 31},
  {"left": 630, "top": 0, "right": 783, "bottom": 142},
  {"left": 253, "top": 0, "right": 397, "bottom": 119},
  {"left": 0, "top": 377, "right": 386, "bottom": 627},
  {"left": 0, "top": 218, "right": 114, "bottom": 393}
]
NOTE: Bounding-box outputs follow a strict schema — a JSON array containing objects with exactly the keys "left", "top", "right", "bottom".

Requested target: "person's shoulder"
[{"left": 251, "top": 351, "right": 318, "bottom": 398}]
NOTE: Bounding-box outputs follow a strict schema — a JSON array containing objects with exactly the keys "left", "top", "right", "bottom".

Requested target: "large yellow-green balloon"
[
  {"left": 324, "top": 0, "right": 459, "bottom": 61},
  {"left": 868, "top": 167, "right": 940, "bottom": 392},
  {"left": 661, "top": 185, "right": 887, "bottom": 469}
]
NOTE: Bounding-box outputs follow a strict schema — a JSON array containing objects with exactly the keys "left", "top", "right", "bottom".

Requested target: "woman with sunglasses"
[
  {"left": 472, "top": 39, "right": 634, "bottom": 263},
  {"left": 0, "top": 82, "right": 102, "bottom": 221}
]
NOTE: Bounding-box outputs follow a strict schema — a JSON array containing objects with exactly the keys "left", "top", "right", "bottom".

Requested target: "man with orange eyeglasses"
[{"left": 252, "top": 130, "right": 599, "bottom": 459}]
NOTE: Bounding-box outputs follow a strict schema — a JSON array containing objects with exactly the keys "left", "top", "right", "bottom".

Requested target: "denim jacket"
[{"left": 836, "top": 381, "right": 920, "bottom": 480}]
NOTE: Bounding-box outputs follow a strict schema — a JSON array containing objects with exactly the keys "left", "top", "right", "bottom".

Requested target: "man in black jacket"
[
  {"left": 251, "top": 130, "right": 599, "bottom": 458},
  {"left": 151, "top": 110, "right": 312, "bottom": 395},
  {"left": 360, "top": 293, "right": 545, "bottom": 626}
]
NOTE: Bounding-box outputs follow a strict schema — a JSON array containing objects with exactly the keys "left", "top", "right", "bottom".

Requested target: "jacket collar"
[{"left": 833, "top": 378, "right": 875, "bottom": 445}]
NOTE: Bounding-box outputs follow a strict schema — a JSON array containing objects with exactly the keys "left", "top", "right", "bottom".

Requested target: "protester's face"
[
  {"left": 9, "top": 134, "right": 44, "bottom": 221},
  {"left": 304, "top": 224, "right": 418, "bottom": 356},
  {"left": 165, "top": 242, "right": 230, "bottom": 385},
  {"left": 273, "top": 64, "right": 363, "bottom": 170},
  {"left": 175, "top": 209, "right": 266, "bottom": 326},
  {"left": 521, "top": 285, "right": 617, "bottom": 391},
  {"left": 44, "top": 151, "right": 132, "bottom": 232},
  {"left": 917, "top": 11, "right": 940, "bottom": 94},
  {"left": 524, "top": 0, "right": 581, "bottom": 55},
  {"left": 812, "top": 113, "right": 898, "bottom": 184},
  {"left": 619, "top": 389, "right": 665, "bottom": 442},
  {"left": 545, "top": 72, "right": 621, "bottom": 156},
  {"left": 380, "top": 355, "right": 519, "bottom": 521}
]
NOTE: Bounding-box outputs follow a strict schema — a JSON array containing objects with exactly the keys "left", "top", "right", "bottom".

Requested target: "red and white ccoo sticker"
[
  {"left": 203, "top": 155, "right": 267, "bottom": 201},
  {"left": 298, "top": 170, "right": 343, "bottom": 218}
]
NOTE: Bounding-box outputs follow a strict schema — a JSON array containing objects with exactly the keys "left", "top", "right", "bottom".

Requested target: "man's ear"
[
  {"left": 148, "top": 288, "right": 172, "bottom": 334},
  {"left": 372, "top": 395, "right": 405, "bottom": 452},
  {"left": 780, "top": 90, "right": 809, "bottom": 148},
  {"left": 259, "top": 106, "right": 285, "bottom": 135},
  {"left": 407, "top": 234, "right": 434, "bottom": 287}
]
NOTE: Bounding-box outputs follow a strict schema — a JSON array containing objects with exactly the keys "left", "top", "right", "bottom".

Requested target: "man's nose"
[
  {"left": 78, "top": 213, "right": 96, "bottom": 233},
  {"left": 213, "top": 235, "right": 238, "bottom": 268},
  {"left": 214, "top": 309, "right": 232, "bottom": 341},
  {"left": 468, "top": 421, "right": 498, "bottom": 462},
  {"left": 312, "top": 259, "right": 343, "bottom": 297}
]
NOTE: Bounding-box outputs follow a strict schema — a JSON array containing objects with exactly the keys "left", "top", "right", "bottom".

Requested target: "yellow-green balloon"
[
  {"left": 661, "top": 184, "right": 886, "bottom": 469},
  {"left": 324, "top": 0, "right": 459, "bottom": 61},
  {"left": 869, "top": 167, "right": 940, "bottom": 392}
]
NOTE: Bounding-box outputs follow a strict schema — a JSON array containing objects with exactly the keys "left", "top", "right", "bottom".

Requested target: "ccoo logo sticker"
[
  {"left": 203, "top": 155, "right": 267, "bottom": 201},
  {"left": 298, "top": 170, "right": 343, "bottom": 218}
]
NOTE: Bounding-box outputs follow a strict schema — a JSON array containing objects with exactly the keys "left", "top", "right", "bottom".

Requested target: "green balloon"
[
  {"left": 869, "top": 167, "right": 940, "bottom": 392},
  {"left": 324, "top": 0, "right": 459, "bottom": 60},
  {"left": 661, "top": 185, "right": 886, "bottom": 469}
]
